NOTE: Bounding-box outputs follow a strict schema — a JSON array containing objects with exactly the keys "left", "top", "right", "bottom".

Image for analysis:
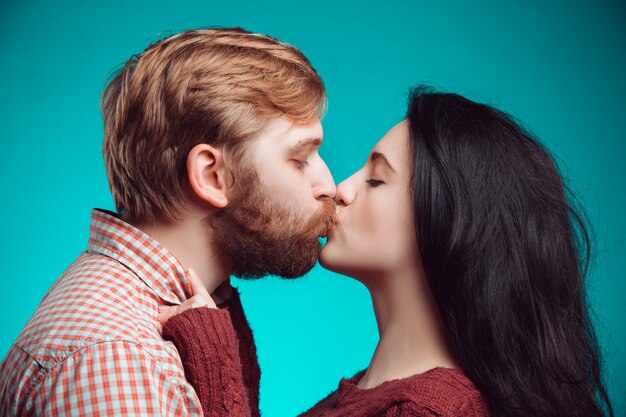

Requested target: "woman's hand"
[{"left": 157, "top": 268, "right": 217, "bottom": 325}]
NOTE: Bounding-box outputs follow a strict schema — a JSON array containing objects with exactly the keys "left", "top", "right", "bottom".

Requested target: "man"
[{"left": 0, "top": 28, "right": 336, "bottom": 416}]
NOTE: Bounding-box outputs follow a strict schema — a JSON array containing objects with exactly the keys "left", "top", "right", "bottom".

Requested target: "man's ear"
[{"left": 187, "top": 143, "right": 229, "bottom": 208}]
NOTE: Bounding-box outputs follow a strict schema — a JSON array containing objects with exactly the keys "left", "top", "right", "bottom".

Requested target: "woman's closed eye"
[{"left": 366, "top": 178, "right": 384, "bottom": 187}]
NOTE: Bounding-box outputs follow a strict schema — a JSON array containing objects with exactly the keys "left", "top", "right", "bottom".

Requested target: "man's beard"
[{"left": 212, "top": 169, "right": 336, "bottom": 280}]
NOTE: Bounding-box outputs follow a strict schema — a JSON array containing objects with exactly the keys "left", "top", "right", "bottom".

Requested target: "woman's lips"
[{"left": 326, "top": 206, "right": 342, "bottom": 237}]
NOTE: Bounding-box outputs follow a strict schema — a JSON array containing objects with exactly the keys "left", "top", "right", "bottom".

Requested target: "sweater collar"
[{"left": 334, "top": 366, "right": 467, "bottom": 408}]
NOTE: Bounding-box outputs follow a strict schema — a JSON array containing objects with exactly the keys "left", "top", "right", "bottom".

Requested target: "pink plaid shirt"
[{"left": 0, "top": 209, "right": 204, "bottom": 416}]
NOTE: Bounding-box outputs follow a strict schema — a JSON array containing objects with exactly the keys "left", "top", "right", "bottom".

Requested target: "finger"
[
  {"left": 158, "top": 305, "right": 174, "bottom": 315},
  {"left": 157, "top": 306, "right": 177, "bottom": 324},
  {"left": 187, "top": 267, "right": 210, "bottom": 298},
  {"left": 187, "top": 294, "right": 217, "bottom": 310}
]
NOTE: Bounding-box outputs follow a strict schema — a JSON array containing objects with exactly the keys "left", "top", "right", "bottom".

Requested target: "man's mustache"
[{"left": 310, "top": 197, "right": 338, "bottom": 237}]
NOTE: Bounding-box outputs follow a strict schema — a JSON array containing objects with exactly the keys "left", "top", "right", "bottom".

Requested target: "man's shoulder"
[
  {"left": 0, "top": 338, "right": 195, "bottom": 417},
  {"left": 14, "top": 251, "right": 161, "bottom": 364}
]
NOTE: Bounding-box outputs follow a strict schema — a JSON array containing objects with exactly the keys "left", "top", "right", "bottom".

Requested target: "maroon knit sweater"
[
  {"left": 164, "top": 296, "right": 490, "bottom": 417},
  {"left": 299, "top": 367, "right": 490, "bottom": 416},
  {"left": 162, "top": 289, "right": 260, "bottom": 417}
]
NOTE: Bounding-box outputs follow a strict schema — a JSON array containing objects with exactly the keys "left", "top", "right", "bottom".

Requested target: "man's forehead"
[
  {"left": 247, "top": 117, "right": 324, "bottom": 161},
  {"left": 282, "top": 118, "right": 323, "bottom": 145},
  {"left": 258, "top": 116, "right": 322, "bottom": 144}
]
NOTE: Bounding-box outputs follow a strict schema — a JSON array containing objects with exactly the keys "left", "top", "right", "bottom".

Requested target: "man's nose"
[{"left": 312, "top": 158, "right": 336, "bottom": 200}]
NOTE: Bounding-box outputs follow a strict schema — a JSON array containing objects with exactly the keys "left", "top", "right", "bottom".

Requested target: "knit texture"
[
  {"left": 162, "top": 289, "right": 260, "bottom": 417},
  {"left": 299, "top": 367, "right": 490, "bottom": 417},
  {"left": 221, "top": 288, "right": 261, "bottom": 415},
  {"left": 164, "top": 293, "right": 489, "bottom": 417}
]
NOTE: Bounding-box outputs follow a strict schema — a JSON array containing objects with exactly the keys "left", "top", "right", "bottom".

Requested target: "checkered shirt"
[{"left": 0, "top": 209, "right": 204, "bottom": 416}]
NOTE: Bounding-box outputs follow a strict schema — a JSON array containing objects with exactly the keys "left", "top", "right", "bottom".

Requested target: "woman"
[{"left": 158, "top": 86, "right": 613, "bottom": 416}]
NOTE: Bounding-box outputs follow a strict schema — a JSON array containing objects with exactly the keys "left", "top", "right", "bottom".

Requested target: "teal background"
[{"left": 1, "top": 1, "right": 625, "bottom": 415}]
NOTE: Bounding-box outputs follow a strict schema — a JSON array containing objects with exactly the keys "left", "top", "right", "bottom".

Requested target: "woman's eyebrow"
[{"left": 370, "top": 151, "right": 396, "bottom": 173}]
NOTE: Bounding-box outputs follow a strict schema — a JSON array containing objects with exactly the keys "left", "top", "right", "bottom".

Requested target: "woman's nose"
[{"left": 334, "top": 176, "right": 357, "bottom": 207}]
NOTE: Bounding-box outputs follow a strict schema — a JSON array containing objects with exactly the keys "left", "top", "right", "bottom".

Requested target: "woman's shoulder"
[
  {"left": 301, "top": 367, "right": 490, "bottom": 417},
  {"left": 383, "top": 367, "right": 490, "bottom": 417}
]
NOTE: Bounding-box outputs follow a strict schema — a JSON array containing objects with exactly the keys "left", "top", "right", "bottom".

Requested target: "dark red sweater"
[
  {"left": 162, "top": 290, "right": 260, "bottom": 417},
  {"left": 299, "top": 367, "right": 490, "bottom": 416},
  {"left": 164, "top": 296, "right": 490, "bottom": 417}
]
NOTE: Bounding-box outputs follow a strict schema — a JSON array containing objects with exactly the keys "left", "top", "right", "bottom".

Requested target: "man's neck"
[
  {"left": 131, "top": 213, "right": 232, "bottom": 294},
  {"left": 357, "top": 264, "right": 458, "bottom": 389}
]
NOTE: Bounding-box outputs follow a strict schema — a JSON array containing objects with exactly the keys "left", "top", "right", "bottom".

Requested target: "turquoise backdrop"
[{"left": 1, "top": 1, "right": 625, "bottom": 415}]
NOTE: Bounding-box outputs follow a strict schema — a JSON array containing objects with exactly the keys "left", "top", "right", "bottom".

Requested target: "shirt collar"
[{"left": 87, "top": 208, "right": 192, "bottom": 305}]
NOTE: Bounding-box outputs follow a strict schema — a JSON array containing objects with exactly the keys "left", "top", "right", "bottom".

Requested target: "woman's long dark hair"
[{"left": 406, "top": 86, "right": 613, "bottom": 417}]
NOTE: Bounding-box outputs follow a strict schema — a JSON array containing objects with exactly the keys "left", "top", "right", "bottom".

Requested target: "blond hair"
[{"left": 101, "top": 27, "right": 326, "bottom": 223}]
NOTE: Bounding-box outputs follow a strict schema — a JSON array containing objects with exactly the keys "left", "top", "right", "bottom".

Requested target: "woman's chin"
[
  {"left": 318, "top": 244, "right": 332, "bottom": 269},
  {"left": 319, "top": 240, "right": 340, "bottom": 272},
  {"left": 320, "top": 236, "right": 369, "bottom": 278},
  {"left": 319, "top": 242, "right": 356, "bottom": 277}
]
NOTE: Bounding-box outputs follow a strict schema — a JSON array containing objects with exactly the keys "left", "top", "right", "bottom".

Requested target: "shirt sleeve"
[
  {"left": 162, "top": 306, "right": 252, "bottom": 417},
  {"left": 22, "top": 340, "right": 197, "bottom": 416}
]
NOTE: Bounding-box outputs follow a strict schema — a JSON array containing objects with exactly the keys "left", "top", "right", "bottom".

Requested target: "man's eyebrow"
[
  {"left": 288, "top": 137, "right": 322, "bottom": 152},
  {"left": 370, "top": 151, "right": 396, "bottom": 172}
]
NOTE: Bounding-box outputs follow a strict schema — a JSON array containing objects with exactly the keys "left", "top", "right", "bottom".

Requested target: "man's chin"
[
  {"left": 233, "top": 239, "right": 321, "bottom": 280},
  {"left": 273, "top": 246, "right": 321, "bottom": 279},
  {"left": 234, "top": 263, "right": 317, "bottom": 280}
]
